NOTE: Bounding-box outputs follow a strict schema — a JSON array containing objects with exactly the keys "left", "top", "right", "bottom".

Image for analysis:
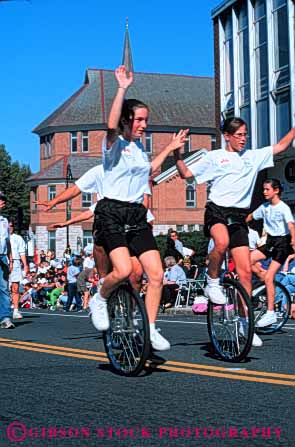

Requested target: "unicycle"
[
  {"left": 207, "top": 277, "right": 254, "bottom": 362},
  {"left": 102, "top": 283, "right": 150, "bottom": 376}
]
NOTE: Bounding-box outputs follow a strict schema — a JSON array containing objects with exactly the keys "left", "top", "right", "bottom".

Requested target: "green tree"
[{"left": 0, "top": 144, "right": 31, "bottom": 231}]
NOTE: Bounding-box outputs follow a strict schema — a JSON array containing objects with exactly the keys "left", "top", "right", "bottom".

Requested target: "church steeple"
[{"left": 122, "top": 18, "right": 134, "bottom": 73}]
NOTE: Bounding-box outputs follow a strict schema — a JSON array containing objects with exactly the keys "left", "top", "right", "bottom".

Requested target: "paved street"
[{"left": 0, "top": 309, "right": 294, "bottom": 447}]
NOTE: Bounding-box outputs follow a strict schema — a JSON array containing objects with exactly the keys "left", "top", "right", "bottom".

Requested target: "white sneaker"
[
  {"left": 150, "top": 329, "right": 171, "bottom": 351},
  {"left": 13, "top": 309, "right": 23, "bottom": 319},
  {"left": 239, "top": 319, "right": 263, "bottom": 347},
  {"left": 204, "top": 284, "right": 226, "bottom": 305},
  {"left": 252, "top": 333, "right": 263, "bottom": 347},
  {"left": 256, "top": 312, "right": 277, "bottom": 328},
  {"left": 0, "top": 318, "right": 15, "bottom": 329},
  {"left": 89, "top": 293, "right": 109, "bottom": 331}
]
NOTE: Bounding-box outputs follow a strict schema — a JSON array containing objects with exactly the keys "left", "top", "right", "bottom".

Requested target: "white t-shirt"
[
  {"left": 10, "top": 233, "right": 26, "bottom": 259},
  {"left": 75, "top": 165, "right": 104, "bottom": 200},
  {"left": 252, "top": 201, "right": 294, "bottom": 236},
  {"left": 248, "top": 228, "right": 260, "bottom": 250},
  {"left": 189, "top": 146, "right": 274, "bottom": 208},
  {"left": 83, "top": 257, "right": 95, "bottom": 269},
  {"left": 102, "top": 136, "right": 151, "bottom": 203},
  {"left": 0, "top": 215, "right": 9, "bottom": 255}
]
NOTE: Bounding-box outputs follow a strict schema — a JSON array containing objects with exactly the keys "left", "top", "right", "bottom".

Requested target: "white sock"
[
  {"left": 150, "top": 323, "right": 156, "bottom": 333},
  {"left": 206, "top": 274, "right": 220, "bottom": 285}
]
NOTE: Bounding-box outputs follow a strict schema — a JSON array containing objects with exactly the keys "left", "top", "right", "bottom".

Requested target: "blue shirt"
[{"left": 67, "top": 266, "right": 80, "bottom": 283}]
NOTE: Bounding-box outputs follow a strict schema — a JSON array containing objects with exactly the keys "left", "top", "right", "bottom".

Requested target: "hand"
[
  {"left": 169, "top": 129, "right": 190, "bottom": 152},
  {"left": 0, "top": 199, "right": 5, "bottom": 209},
  {"left": 115, "top": 65, "right": 133, "bottom": 90},
  {"left": 34, "top": 200, "right": 53, "bottom": 211},
  {"left": 48, "top": 223, "right": 64, "bottom": 229}
]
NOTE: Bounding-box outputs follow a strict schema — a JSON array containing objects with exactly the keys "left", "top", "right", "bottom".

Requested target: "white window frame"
[
  {"left": 48, "top": 185, "right": 56, "bottom": 201},
  {"left": 184, "top": 135, "right": 191, "bottom": 153},
  {"left": 145, "top": 132, "right": 153, "bottom": 153},
  {"left": 82, "top": 192, "right": 92, "bottom": 208},
  {"left": 48, "top": 230, "right": 56, "bottom": 252},
  {"left": 82, "top": 131, "right": 89, "bottom": 152},
  {"left": 83, "top": 230, "right": 92, "bottom": 248},
  {"left": 71, "top": 131, "right": 78, "bottom": 153},
  {"left": 186, "top": 179, "right": 196, "bottom": 208}
]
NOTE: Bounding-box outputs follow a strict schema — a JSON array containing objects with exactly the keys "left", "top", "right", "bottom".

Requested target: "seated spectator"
[
  {"left": 161, "top": 256, "right": 187, "bottom": 311},
  {"left": 276, "top": 254, "right": 295, "bottom": 303},
  {"left": 164, "top": 236, "right": 184, "bottom": 263}
]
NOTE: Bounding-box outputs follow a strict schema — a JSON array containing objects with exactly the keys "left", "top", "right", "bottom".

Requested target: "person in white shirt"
[
  {"left": 9, "top": 219, "right": 28, "bottom": 319},
  {"left": 247, "top": 178, "right": 295, "bottom": 327},
  {"left": 91, "top": 65, "right": 188, "bottom": 351},
  {"left": 0, "top": 193, "right": 14, "bottom": 329},
  {"left": 83, "top": 253, "right": 95, "bottom": 270},
  {"left": 174, "top": 117, "right": 295, "bottom": 347}
]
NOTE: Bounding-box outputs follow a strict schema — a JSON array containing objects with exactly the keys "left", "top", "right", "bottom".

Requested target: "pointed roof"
[
  {"left": 122, "top": 18, "right": 134, "bottom": 73},
  {"left": 33, "top": 69, "right": 215, "bottom": 136}
]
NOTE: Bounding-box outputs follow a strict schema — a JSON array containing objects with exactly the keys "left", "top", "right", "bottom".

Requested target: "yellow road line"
[{"left": 0, "top": 337, "right": 294, "bottom": 386}]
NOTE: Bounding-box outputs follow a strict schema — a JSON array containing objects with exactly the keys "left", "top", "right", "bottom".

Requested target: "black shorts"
[
  {"left": 204, "top": 202, "right": 249, "bottom": 249},
  {"left": 257, "top": 235, "right": 293, "bottom": 265},
  {"left": 93, "top": 198, "right": 158, "bottom": 256}
]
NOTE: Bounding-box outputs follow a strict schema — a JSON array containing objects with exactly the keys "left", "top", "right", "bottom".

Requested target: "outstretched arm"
[
  {"left": 273, "top": 128, "right": 295, "bottom": 155},
  {"left": 107, "top": 65, "right": 133, "bottom": 148},
  {"left": 49, "top": 209, "right": 94, "bottom": 229},
  {"left": 173, "top": 149, "right": 194, "bottom": 179},
  {"left": 34, "top": 184, "right": 81, "bottom": 211},
  {"left": 150, "top": 130, "right": 189, "bottom": 173}
]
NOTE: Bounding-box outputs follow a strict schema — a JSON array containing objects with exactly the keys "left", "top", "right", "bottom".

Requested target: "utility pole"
[{"left": 65, "top": 163, "right": 73, "bottom": 249}]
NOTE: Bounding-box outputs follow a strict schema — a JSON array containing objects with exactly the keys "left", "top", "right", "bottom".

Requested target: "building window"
[
  {"left": 82, "top": 193, "right": 92, "bottom": 208},
  {"left": 222, "top": 13, "right": 234, "bottom": 115},
  {"left": 254, "top": 0, "right": 270, "bottom": 147},
  {"left": 83, "top": 230, "right": 92, "bottom": 248},
  {"left": 211, "top": 136, "right": 216, "bottom": 151},
  {"left": 176, "top": 225, "right": 184, "bottom": 232},
  {"left": 71, "top": 131, "right": 78, "bottom": 153},
  {"left": 145, "top": 132, "right": 153, "bottom": 153},
  {"left": 271, "top": 0, "right": 290, "bottom": 140},
  {"left": 31, "top": 188, "right": 37, "bottom": 211},
  {"left": 186, "top": 178, "right": 196, "bottom": 208},
  {"left": 188, "top": 224, "right": 195, "bottom": 232},
  {"left": 48, "top": 230, "right": 56, "bottom": 253},
  {"left": 237, "top": 2, "right": 251, "bottom": 148},
  {"left": 41, "top": 134, "right": 52, "bottom": 159},
  {"left": 48, "top": 185, "right": 56, "bottom": 201},
  {"left": 82, "top": 131, "right": 89, "bottom": 152},
  {"left": 184, "top": 135, "right": 191, "bottom": 153}
]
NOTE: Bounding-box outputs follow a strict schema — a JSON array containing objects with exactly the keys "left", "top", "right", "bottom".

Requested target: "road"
[{"left": 0, "top": 309, "right": 294, "bottom": 447}]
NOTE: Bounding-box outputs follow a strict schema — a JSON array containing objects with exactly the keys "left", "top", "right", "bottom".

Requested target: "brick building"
[{"left": 28, "top": 31, "right": 215, "bottom": 257}]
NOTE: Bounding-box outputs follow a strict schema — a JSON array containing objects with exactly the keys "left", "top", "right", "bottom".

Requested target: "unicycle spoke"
[
  {"left": 207, "top": 278, "right": 254, "bottom": 362},
  {"left": 252, "top": 281, "right": 291, "bottom": 334},
  {"left": 103, "top": 284, "right": 150, "bottom": 376}
]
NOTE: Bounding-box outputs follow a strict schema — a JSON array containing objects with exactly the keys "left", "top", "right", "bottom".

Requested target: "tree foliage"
[{"left": 0, "top": 144, "right": 31, "bottom": 231}]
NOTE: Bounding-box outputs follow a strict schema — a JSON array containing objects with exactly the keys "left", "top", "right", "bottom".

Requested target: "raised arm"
[
  {"left": 150, "top": 130, "right": 189, "bottom": 173},
  {"left": 107, "top": 65, "right": 133, "bottom": 148},
  {"left": 172, "top": 150, "right": 194, "bottom": 179},
  {"left": 49, "top": 209, "right": 94, "bottom": 229},
  {"left": 34, "top": 184, "right": 81, "bottom": 211},
  {"left": 273, "top": 128, "right": 295, "bottom": 155}
]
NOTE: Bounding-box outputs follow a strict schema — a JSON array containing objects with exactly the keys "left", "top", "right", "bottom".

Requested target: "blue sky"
[{"left": 0, "top": 0, "right": 221, "bottom": 172}]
